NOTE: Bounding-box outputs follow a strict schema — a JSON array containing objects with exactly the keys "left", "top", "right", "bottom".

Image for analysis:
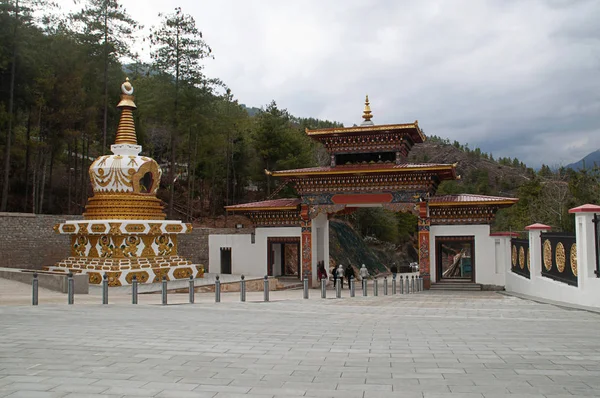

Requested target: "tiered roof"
[{"left": 226, "top": 97, "right": 517, "bottom": 225}]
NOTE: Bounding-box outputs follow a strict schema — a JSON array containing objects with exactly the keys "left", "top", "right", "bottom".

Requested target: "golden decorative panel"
[
  {"left": 125, "top": 271, "right": 150, "bottom": 284},
  {"left": 148, "top": 223, "right": 163, "bottom": 235},
  {"left": 152, "top": 268, "right": 170, "bottom": 282},
  {"left": 125, "top": 224, "right": 146, "bottom": 233},
  {"left": 122, "top": 235, "right": 141, "bottom": 257},
  {"left": 555, "top": 242, "right": 566, "bottom": 273},
  {"left": 165, "top": 224, "right": 183, "bottom": 233},
  {"left": 105, "top": 271, "right": 122, "bottom": 287},
  {"left": 62, "top": 224, "right": 76, "bottom": 233},
  {"left": 527, "top": 249, "right": 530, "bottom": 270},
  {"left": 173, "top": 267, "right": 193, "bottom": 279},
  {"left": 155, "top": 235, "right": 173, "bottom": 256},
  {"left": 571, "top": 243, "right": 578, "bottom": 276},
  {"left": 88, "top": 272, "right": 102, "bottom": 285},
  {"left": 511, "top": 246, "right": 517, "bottom": 268},
  {"left": 519, "top": 247, "right": 525, "bottom": 270},
  {"left": 73, "top": 235, "right": 89, "bottom": 257},
  {"left": 543, "top": 239, "right": 552, "bottom": 271},
  {"left": 91, "top": 224, "right": 107, "bottom": 233}
]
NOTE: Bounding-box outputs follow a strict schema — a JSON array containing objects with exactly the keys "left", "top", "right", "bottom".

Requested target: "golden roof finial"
[
  {"left": 114, "top": 77, "right": 138, "bottom": 145},
  {"left": 362, "top": 94, "right": 372, "bottom": 122}
]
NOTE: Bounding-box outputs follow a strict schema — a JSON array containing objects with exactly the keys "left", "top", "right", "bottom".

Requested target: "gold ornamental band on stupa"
[
  {"left": 82, "top": 77, "right": 166, "bottom": 220},
  {"left": 114, "top": 78, "right": 137, "bottom": 145},
  {"left": 362, "top": 95, "right": 373, "bottom": 122}
]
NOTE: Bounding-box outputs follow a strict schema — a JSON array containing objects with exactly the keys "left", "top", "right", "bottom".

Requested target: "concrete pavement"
[{"left": 1, "top": 278, "right": 600, "bottom": 397}]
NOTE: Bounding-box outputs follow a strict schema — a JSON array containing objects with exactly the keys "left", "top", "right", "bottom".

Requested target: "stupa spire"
[
  {"left": 114, "top": 77, "right": 137, "bottom": 145},
  {"left": 361, "top": 95, "right": 374, "bottom": 126}
]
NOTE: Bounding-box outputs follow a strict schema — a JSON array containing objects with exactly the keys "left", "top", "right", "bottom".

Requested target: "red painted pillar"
[
  {"left": 300, "top": 205, "right": 313, "bottom": 288},
  {"left": 418, "top": 201, "right": 431, "bottom": 289}
]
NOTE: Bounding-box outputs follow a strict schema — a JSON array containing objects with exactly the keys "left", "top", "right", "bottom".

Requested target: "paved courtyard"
[{"left": 2, "top": 280, "right": 600, "bottom": 398}]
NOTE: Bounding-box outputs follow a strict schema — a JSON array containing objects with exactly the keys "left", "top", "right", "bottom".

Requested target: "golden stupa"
[{"left": 46, "top": 78, "right": 203, "bottom": 286}]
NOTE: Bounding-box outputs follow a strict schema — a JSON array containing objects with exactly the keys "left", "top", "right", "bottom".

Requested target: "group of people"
[{"left": 316, "top": 262, "right": 371, "bottom": 289}]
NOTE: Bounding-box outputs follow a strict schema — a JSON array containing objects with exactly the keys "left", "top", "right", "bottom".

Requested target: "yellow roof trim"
[
  {"left": 429, "top": 200, "right": 518, "bottom": 207},
  {"left": 271, "top": 165, "right": 456, "bottom": 178},
  {"left": 226, "top": 206, "right": 299, "bottom": 212},
  {"left": 305, "top": 122, "right": 425, "bottom": 140}
]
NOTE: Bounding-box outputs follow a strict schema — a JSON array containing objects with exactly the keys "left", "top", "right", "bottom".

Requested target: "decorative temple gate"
[{"left": 222, "top": 97, "right": 518, "bottom": 289}]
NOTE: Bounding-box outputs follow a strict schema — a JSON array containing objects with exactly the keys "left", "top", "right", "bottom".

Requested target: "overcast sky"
[{"left": 55, "top": 0, "right": 599, "bottom": 167}]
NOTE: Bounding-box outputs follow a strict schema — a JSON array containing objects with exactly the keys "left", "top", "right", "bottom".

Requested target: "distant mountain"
[
  {"left": 566, "top": 150, "right": 600, "bottom": 170},
  {"left": 240, "top": 104, "right": 261, "bottom": 117}
]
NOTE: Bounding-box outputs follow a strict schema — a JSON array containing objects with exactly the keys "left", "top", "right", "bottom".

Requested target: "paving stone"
[{"left": 2, "top": 290, "right": 600, "bottom": 397}]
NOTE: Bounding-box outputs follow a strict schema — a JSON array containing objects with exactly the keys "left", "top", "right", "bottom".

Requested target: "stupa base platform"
[{"left": 44, "top": 256, "right": 204, "bottom": 287}]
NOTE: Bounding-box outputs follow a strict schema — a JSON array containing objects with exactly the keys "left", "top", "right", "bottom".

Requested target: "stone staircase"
[
  {"left": 430, "top": 279, "right": 482, "bottom": 291},
  {"left": 276, "top": 276, "right": 304, "bottom": 290}
]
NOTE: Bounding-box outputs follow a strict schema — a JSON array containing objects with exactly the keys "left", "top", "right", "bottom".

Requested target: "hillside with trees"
[{"left": 2, "top": 0, "right": 599, "bottom": 254}]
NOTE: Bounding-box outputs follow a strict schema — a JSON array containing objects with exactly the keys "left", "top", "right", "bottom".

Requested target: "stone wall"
[
  {"left": 0, "top": 212, "right": 252, "bottom": 271},
  {"left": 0, "top": 213, "right": 82, "bottom": 270}
]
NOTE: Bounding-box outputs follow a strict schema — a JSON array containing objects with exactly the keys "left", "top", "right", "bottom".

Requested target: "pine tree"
[{"left": 150, "top": 7, "right": 213, "bottom": 218}]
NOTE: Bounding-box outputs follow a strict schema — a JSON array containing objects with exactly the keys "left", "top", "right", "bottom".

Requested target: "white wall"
[
  {"left": 311, "top": 213, "right": 329, "bottom": 285},
  {"left": 429, "top": 224, "right": 505, "bottom": 286},
  {"left": 505, "top": 213, "right": 600, "bottom": 309},
  {"left": 208, "top": 227, "right": 301, "bottom": 277}
]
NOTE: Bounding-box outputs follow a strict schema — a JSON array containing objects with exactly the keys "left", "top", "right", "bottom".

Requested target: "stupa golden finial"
[
  {"left": 362, "top": 95, "right": 372, "bottom": 122},
  {"left": 114, "top": 77, "right": 137, "bottom": 145}
]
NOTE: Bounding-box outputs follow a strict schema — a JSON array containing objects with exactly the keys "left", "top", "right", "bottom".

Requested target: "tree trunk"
[
  {"left": 47, "top": 146, "right": 54, "bottom": 213},
  {"left": 1, "top": 0, "right": 20, "bottom": 211},
  {"left": 23, "top": 108, "right": 32, "bottom": 212},
  {"left": 39, "top": 150, "right": 47, "bottom": 214},
  {"left": 186, "top": 127, "right": 192, "bottom": 221},
  {"left": 67, "top": 142, "right": 72, "bottom": 214},
  {"left": 80, "top": 132, "right": 86, "bottom": 210},
  {"left": 102, "top": 7, "right": 108, "bottom": 154},
  {"left": 168, "top": 24, "right": 181, "bottom": 219}
]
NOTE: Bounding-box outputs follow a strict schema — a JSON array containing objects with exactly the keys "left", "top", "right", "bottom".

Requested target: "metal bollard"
[
  {"left": 362, "top": 279, "right": 367, "bottom": 296},
  {"left": 374, "top": 278, "right": 379, "bottom": 296},
  {"left": 412, "top": 275, "right": 415, "bottom": 293},
  {"left": 392, "top": 275, "right": 397, "bottom": 295},
  {"left": 350, "top": 276, "right": 355, "bottom": 297},
  {"left": 400, "top": 276, "right": 404, "bottom": 294},
  {"left": 132, "top": 275, "right": 138, "bottom": 305},
  {"left": 384, "top": 277, "right": 388, "bottom": 296},
  {"left": 67, "top": 272, "right": 74, "bottom": 305},
  {"left": 240, "top": 275, "right": 246, "bottom": 302},
  {"left": 336, "top": 278, "right": 341, "bottom": 298},
  {"left": 321, "top": 278, "right": 326, "bottom": 299},
  {"left": 189, "top": 275, "right": 195, "bottom": 304},
  {"left": 102, "top": 274, "right": 108, "bottom": 305},
  {"left": 420, "top": 277, "right": 424, "bottom": 292},
  {"left": 417, "top": 276, "right": 421, "bottom": 292},
  {"left": 303, "top": 273, "right": 309, "bottom": 299},
  {"left": 406, "top": 275, "right": 410, "bottom": 294},
  {"left": 32, "top": 272, "right": 38, "bottom": 306},
  {"left": 215, "top": 275, "right": 221, "bottom": 303},
  {"left": 263, "top": 275, "right": 269, "bottom": 302},
  {"left": 161, "top": 275, "right": 167, "bottom": 305}
]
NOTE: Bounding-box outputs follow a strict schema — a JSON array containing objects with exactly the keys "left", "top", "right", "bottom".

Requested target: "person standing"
[
  {"left": 344, "top": 264, "right": 356, "bottom": 289},
  {"left": 390, "top": 263, "right": 398, "bottom": 278},
  {"left": 331, "top": 267, "right": 337, "bottom": 287},
  {"left": 360, "top": 264, "right": 369, "bottom": 280},
  {"left": 317, "top": 262, "right": 328, "bottom": 281},
  {"left": 337, "top": 264, "right": 345, "bottom": 289}
]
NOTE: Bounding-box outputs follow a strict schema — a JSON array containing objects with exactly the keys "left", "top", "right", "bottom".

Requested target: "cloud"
[{"left": 55, "top": 0, "right": 600, "bottom": 167}]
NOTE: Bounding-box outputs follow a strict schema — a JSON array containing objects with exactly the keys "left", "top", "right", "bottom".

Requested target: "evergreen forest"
[{"left": 1, "top": 0, "right": 599, "bottom": 248}]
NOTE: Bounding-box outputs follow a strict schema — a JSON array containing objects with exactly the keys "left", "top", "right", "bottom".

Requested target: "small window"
[{"left": 139, "top": 172, "right": 154, "bottom": 193}]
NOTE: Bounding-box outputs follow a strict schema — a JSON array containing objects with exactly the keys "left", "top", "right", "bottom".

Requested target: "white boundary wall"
[
  {"left": 429, "top": 224, "right": 505, "bottom": 286},
  {"left": 505, "top": 208, "right": 600, "bottom": 309},
  {"left": 209, "top": 227, "right": 301, "bottom": 276}
]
